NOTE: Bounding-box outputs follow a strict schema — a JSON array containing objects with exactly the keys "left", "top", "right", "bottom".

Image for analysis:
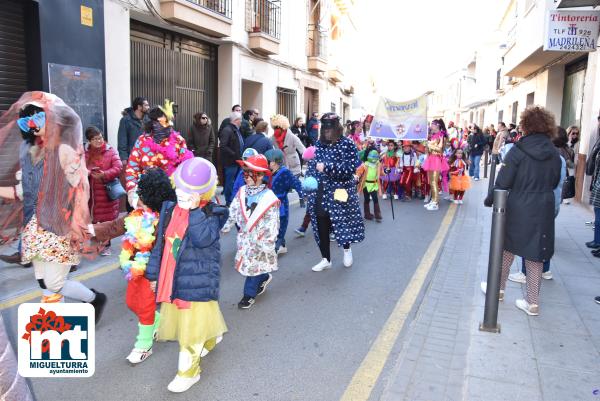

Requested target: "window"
[
  {"left": 496, "top": 69, "right": 502, "bottom": 91},
  {"left": 331, "top": 102, "right": 336, "bottom": 113},
  {"left": 498, "top": 110, "right": 504, "bottom": 124},
  {"left": 511, "top": 101, "right": 518, "bottom": 124},
  {"left": 526, "top": 92, "right": 534, "bottom": 106},
  {"left": 276, "top": 87, "right": 297, "bottom": 122}
]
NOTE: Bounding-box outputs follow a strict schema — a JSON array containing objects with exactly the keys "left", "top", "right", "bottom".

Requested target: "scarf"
[
  {"left": 151, "top": 122, "right": 172, "bottom": 143},
  {"left": 87, "top": 143, "right": 106, "bottom": 167},
  {"left": 246, "top": 184, "right": 266, "bottom": 197},
  {"left": 274, "top": 128, "right": 286, "bottom": 150}
]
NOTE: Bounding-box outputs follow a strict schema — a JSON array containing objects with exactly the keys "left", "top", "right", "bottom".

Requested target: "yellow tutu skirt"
[
  {"left": 157, "top": 301, "right": 228, "bottom": 348},
  {"left": 449, "top": 175, "right": 471, "bottom": 192}
]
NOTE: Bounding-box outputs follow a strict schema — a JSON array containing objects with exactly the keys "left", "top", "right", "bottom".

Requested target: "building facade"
[
  {"left": 104, "top": 0, "right": 358, "bottom": 146},
  {"left": 428, "top": 0, "right": 600, "bottom": 202}
]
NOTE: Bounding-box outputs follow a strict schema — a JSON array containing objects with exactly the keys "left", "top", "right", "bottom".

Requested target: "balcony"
[
  {"left": 328, "top": 68, "right": 343, "bottom": 83},
  {"left": 160, "top": 0, "right": 232, "bottom": 38},
  {"left": 307, "top": 25, "right": 328, "bottom": 73},
  {"left": 246, "top": 0, "right": 281, "bottom": 55}
]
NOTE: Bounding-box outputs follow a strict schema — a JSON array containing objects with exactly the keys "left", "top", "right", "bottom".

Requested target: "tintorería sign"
[{"left": 544, "top": 10, "right": 600, "bottom": 52}]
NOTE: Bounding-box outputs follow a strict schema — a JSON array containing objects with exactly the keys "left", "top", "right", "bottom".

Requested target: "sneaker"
[
  {"left": 0, "top": 252, "right": 21, "bottom": 264},
  {"left": 393, "top": 194, "right": 399, "bottom": 200},
  {"left": 541, "top": 271, "right": 553, "bottom": 280},
  {"left": 343, "top": 248, "right": 353, "bottom": 267},
  {"left": 329, "top": 232, "right": 335, "bottom": 241},
  {"left": 515, "top": 299, "right": 539, "bottom": 316},
  {"left": 277, "top": 246, "right": 287, "bottom": 255},
  {"left": 474, "top": 177, "right": 480, "bottom": 181},
  {"left": 426, "top": 202, "right": 439, "bottom": 211},
  {"left": 100, "top": 247, "right": 111, "bottom": 256},
  {"left": 423, "top": 196, "right": 431, "bottom": 203},
  {"left": 453, "top": 199, "right": 460, "bottom": 204},
  {"left": 586, "top": 241, "right": 600, "bottom": 249},
  {"left": 480, "top": 282, "right": 504, "bottom": 302},
  {"left": 200, "top": 335, "right": 223, "bottom": 357},
  {"left": 126, "top": 348, "right": 152, "bottom": 364},
  {"left": 311, "top": 258, "right": 332, "bottom": 272},
  {"left": 595, "top": 296, "right": 600, "bottom": 304},
  {"left": 69, "top": 265, "right": 78, "bottom": 273},
  {"left": 508, "top": 272, "right": 526, "bottom": 284},
  {"left": 90, "top": 289, "right": 107, "bottom": 324},
  {"left": 238, "top": 296, "right": 255, "bottom": 309},
  {"left": 256, "top": 274, "right": 273, "bottom": 296},
  {"left": 459, "top": 200, "right": 463, "bottom": 205},
  {"left": 168, "top": 374, "right": 200, "bottom": 393},
  {"left": 295, "top": 227, "right": 306, "bottom": 237},
  {"left": 382, "top": 194, "right": 388, "bottom": 200}
]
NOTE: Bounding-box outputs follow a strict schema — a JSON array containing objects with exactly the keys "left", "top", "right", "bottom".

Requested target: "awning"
[{"left": 556, "top": 0, "right": 600, "bottom": 8}]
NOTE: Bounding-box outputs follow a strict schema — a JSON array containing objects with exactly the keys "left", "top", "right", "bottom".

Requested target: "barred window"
[{"left": 276, "top": 87, "right": 297, "bottom": 122}]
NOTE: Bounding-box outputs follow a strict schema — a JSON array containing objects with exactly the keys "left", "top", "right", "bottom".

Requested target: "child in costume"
[
  {"left": 380, "top": 140, "right": 400, "bottom": 200},
  {"left": 221, "top": 155, "right": 280, "bottom": 309},
  {"left": 88, "top": 169, "right": 175, "bottom": 363},
  {"left": 449, "top": 147, "right": 471, "bottom": 204},
  {"left": 119, "top": 169, "right": 175, "bottom": 364},
  {"left": 232, "top": 148, "right": 260, "bottom": 198},
  {"left": 398, "top": 141, "right": 418, "bottom": 201},
  {"left": 265, "top": 149, "right": 303, "bottom": 254},
  {"left": 295, "top": 146, "right": 317, "bottom": 237},
  {"left": 414, "top": 143, "right": 429, "bottom": 200},
  {"left": 422, "top": 120, "right": 449, "bottom": 211},
  {"left": 357, "top": 150, "right": 382, "bottom": 222},
  {"left": 145, "top": 157, "right": 229, "bottom": 393}
]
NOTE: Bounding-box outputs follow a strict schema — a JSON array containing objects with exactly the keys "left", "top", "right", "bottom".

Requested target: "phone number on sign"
[{"left": 556, "top": 44, "right": 594, "bottom": 51}]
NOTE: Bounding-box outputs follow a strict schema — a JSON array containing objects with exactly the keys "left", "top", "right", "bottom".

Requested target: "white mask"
[{"left": 175, "top": 188, "right": 194, "bottom": 210}]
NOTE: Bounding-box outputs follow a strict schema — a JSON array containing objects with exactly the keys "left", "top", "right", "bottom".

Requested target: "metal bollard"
[
  {"left": 479, "top": 189, "right": 508, "bottom": 333},
  {"left": 487, "top": 154, "right": 498, "bottom": 198},
  {"left": 484, "top": 150, "right": 489, "bottom": 178}
]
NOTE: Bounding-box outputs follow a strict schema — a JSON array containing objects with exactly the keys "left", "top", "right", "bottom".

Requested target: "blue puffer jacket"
[{"left": 145, "top": 201, "right": 229, "bottom": 302}]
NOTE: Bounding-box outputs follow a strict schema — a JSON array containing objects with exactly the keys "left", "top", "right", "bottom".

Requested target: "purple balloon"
[{"left": 173, "top": 157, "right": 217, "bottom": 195}]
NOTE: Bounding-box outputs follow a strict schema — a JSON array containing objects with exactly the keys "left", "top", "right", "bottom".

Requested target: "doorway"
[
  {"left": 304, "top": 87, "right": 319, "bottom": 118},
  {"left": 242, "top": 80, "right": 263, "bottom": 113}
]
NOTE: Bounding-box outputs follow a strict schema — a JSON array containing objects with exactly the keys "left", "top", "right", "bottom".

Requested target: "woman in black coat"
[{"left": 485, "top": 106, "right": 561, "bottom": 316}]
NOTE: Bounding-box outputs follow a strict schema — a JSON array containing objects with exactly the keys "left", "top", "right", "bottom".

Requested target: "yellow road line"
[
  {"left": 340, "top": 204, "right": 457, "bottom": 401},
  {"left": 0, "top": 261, "right": 120, "bottom": 311}
]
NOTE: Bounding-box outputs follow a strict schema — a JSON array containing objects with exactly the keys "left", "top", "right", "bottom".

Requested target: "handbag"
[
  {"left": 562, "top": 172, "right": 575, "bottom": 200},
  {"left": 105, "top": 178, "right": 126, "bottom": 200}
]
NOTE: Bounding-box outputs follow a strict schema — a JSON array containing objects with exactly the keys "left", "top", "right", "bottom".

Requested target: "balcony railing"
[
  {"left": 246, "top": 0, "right": 281, "bottom": 40},
  {"left": 186, "top": 0, "right": 232, "bottom": 19},
  {"left": 307, "top": 25, "right": 328, "bottom": 59}
]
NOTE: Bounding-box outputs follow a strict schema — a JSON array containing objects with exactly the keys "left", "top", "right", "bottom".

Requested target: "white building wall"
[{"left": 103, "top": 0, "right": 131, "bottom": 147}]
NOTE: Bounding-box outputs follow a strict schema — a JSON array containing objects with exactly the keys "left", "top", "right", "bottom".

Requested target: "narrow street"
[{"left": 2, "top": 191, "right": 456, "bottom": 401}]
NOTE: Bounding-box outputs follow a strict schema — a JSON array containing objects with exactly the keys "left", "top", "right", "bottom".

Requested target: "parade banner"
[
  {"left": 368, "top": 95, "right": 428, "bottom": 141},
  {"left": 544, "top": 10, "right": 600, "bottom": 52}
]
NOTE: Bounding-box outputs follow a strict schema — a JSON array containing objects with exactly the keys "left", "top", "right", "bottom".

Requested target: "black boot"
[
  {"left": 374, "top": 202, "right": 382, "bottom": 222},
  {"left": 90, "top": 289, "right": 107, "bottom": 324},
  {"left": 364, "top": 200, "right": 373, "bottom": 220}
]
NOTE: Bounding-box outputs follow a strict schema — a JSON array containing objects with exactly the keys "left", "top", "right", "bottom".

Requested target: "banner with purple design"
[{"left": 368, "top": 95, "right": 428, "bottom": 141}]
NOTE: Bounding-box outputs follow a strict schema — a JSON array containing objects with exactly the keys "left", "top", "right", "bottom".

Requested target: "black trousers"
[
  {"left": 316, "top": 213, "right": 349, "bottom": 262},
  {"left": 362, "top": 187, "right": 379, "bottom": 203}
]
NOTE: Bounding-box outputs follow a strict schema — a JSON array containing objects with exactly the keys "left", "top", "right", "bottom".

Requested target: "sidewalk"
[{"left": 381, "top": 177, "right": 600, "bottom": 401}]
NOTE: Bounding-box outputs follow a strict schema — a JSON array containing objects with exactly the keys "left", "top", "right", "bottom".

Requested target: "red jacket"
[{"left": 86, "top": 144, "right": 122, "bottom": 223}]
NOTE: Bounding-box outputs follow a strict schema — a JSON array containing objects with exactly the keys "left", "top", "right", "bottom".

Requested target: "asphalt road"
[{"left": 2, "top": 196, "right": 451, "bottom": 401}]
